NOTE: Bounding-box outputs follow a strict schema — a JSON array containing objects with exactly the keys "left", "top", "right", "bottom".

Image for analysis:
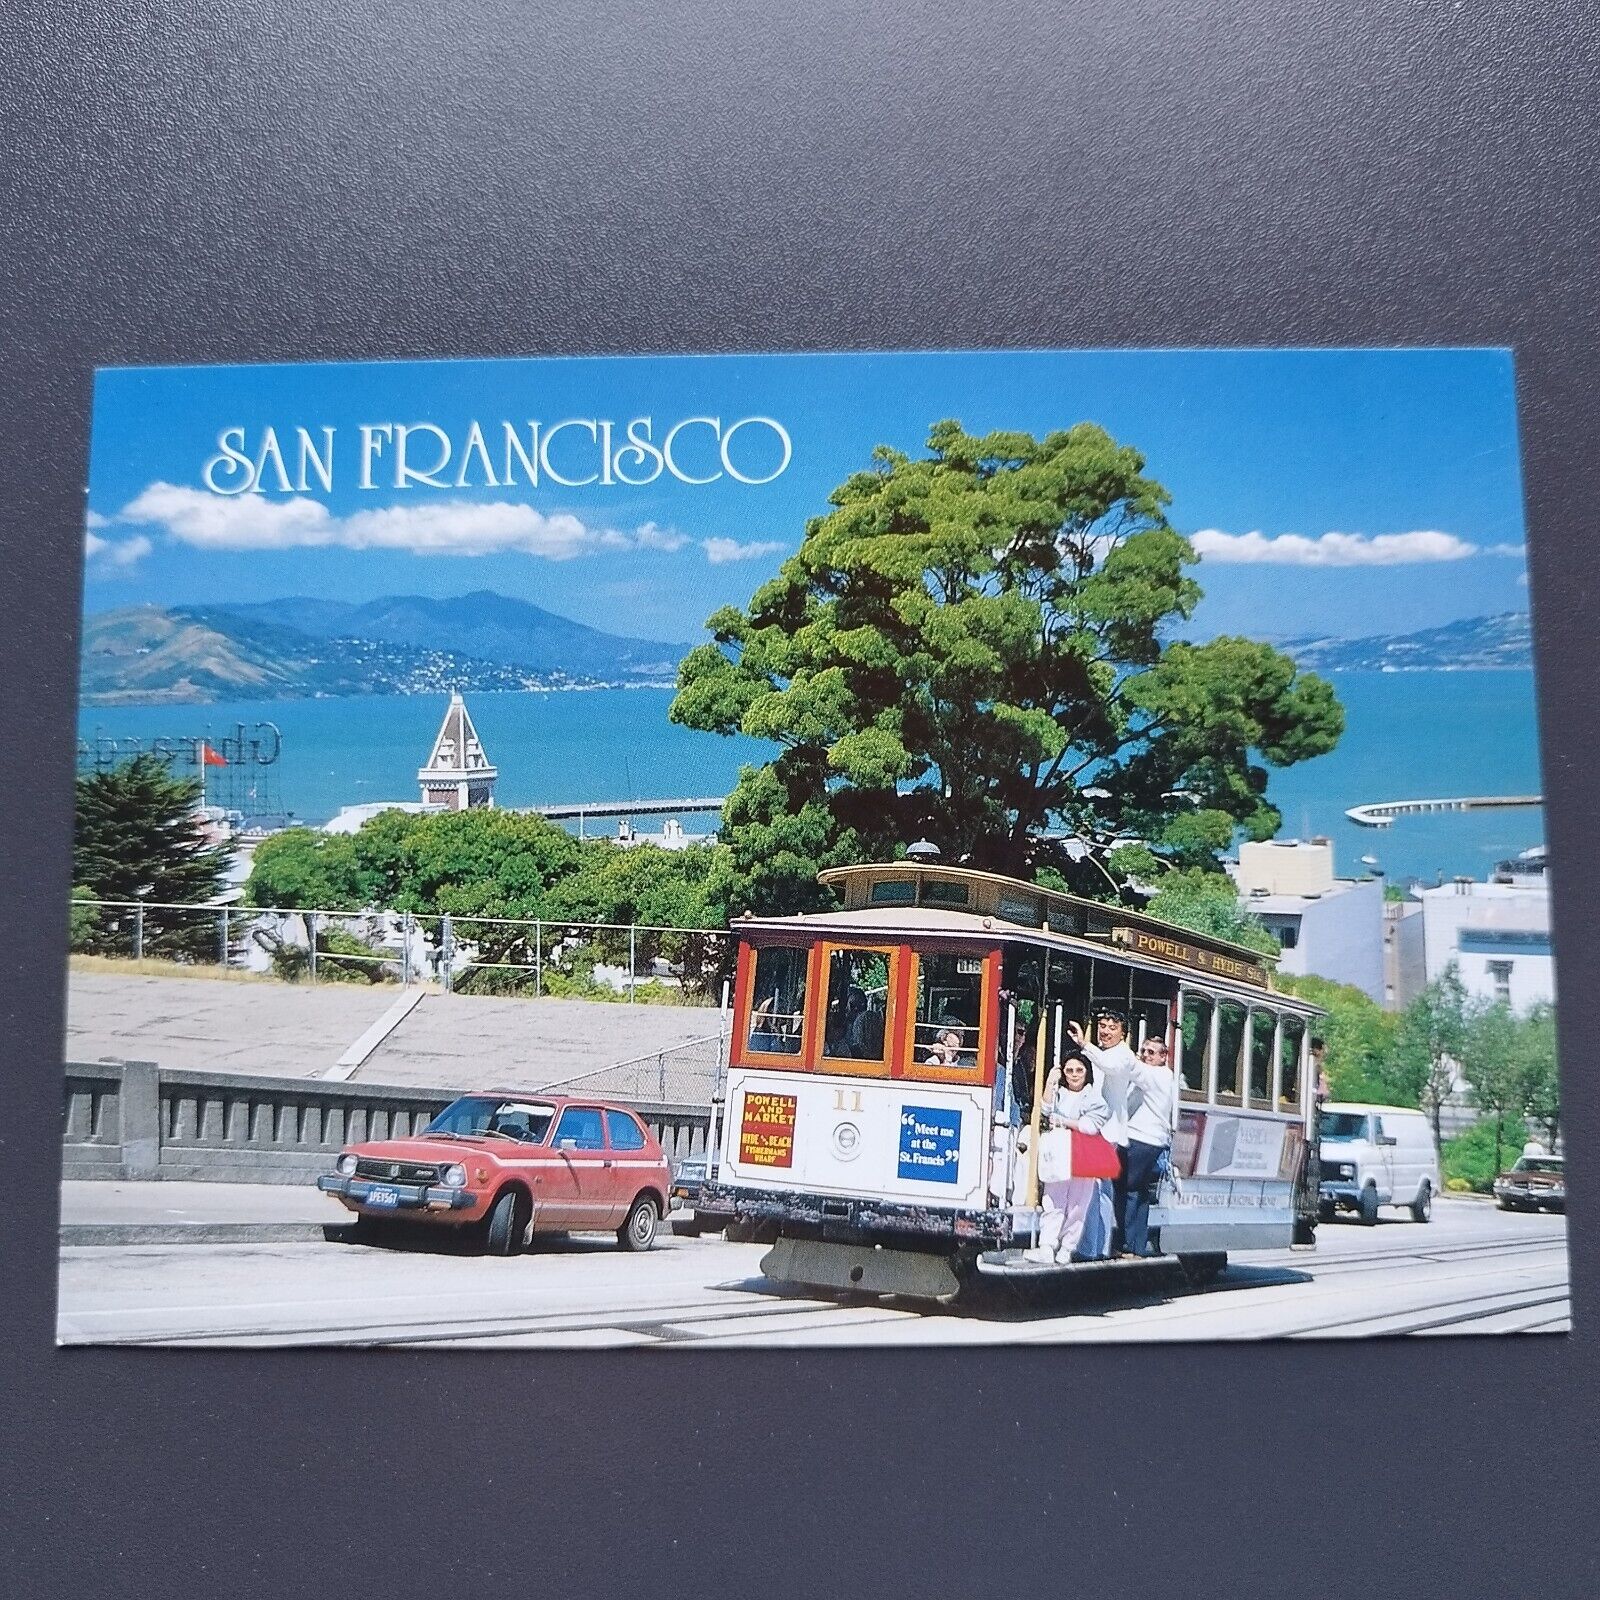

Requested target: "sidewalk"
[{"left": 60, "top": 1180, "right": 352, "bottom": 1246}]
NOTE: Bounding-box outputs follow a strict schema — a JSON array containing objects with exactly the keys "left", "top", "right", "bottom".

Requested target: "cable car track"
[{"left": 65, "top": 1222, "right": 1571, "bottom": 1346}]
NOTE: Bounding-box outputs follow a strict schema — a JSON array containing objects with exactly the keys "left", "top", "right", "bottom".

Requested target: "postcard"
[{"left": 57, "top": 349, "right": 1565, "bottom": 1346}]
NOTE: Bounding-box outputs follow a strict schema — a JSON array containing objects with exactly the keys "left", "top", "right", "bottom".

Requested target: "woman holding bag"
[{"left": 1025, "top": 1050, "right": 1113, "bottom": 1264}]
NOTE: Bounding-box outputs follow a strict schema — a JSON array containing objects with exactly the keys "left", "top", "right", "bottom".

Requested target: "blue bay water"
[{"left": 76, "top": 670, "right": 1545, "bottom": 886}]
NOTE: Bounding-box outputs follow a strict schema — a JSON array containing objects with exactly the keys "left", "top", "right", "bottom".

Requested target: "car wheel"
[
  {"left": 1318, "top": 1200, "right": 1336, "bottom": 1224},
  {"left": 1359, "top": 1184, "right": 1379, "bottom": 1226},
  {"left": 724, "top": 1217, "right": 757, "bottom": 1242},
  {"left": 671, "top": 1215, "right": 705, "bottom": 1237},
  {"left": 484, "top": 1188, "right": 527, "bottom": 1256},
  {"left": 1410, "top": 1180, "right": 1433, "bottom": 1223},
  {"left": 618, "top": 1194, "right": 660, "bottom": 1252}
]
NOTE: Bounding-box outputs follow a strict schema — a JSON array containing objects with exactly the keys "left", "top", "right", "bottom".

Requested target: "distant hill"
[
  {"left": 79, "top": 598, "right": 679, "bottom": 705},
  {"left": 213, "top": 591, "right": 686, "bottom": 681},
  {"left": 1276, "top": 612, "right": 1531, "bottom": 672}
]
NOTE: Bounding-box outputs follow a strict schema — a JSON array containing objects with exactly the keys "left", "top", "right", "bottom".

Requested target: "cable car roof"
[{"left": 732, "top": 861, "right": 1322, "bottom": 1013}]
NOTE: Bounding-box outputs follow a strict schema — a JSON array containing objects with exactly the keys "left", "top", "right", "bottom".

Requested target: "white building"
[
  {"left": 1383, "top": 897, "right": 1427, "bottom": 1011},
  {"left": 613, "top": 817, "right": 715, "bottom": 851},
  {"left": 1229, "top": 838, "right": 1385, "bottom": 1002},
  {"left": 1416, "top": 848, "right": 1553, "bottom": 1010},
  {"left": 323, "top": 801, "right": 442, "bottom": 835}
]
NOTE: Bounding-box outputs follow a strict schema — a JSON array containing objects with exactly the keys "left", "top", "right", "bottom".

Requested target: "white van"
[{"left": 1318, "top": 1102, "right": 1441, "bottom": 1224}]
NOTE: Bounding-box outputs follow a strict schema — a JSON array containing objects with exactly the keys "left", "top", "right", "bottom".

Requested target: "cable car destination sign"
[{"left": 1111, "top": 924, "right": 1271, "bottom": 989}]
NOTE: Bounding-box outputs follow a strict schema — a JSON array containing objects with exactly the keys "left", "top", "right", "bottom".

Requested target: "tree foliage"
[
  {"left": 73, "top": 755, "right": 234, "bottom": 959},
  {"left": 244, "top": 806, "right": 727, "bottom": 997},
  {"left": 1392, "top": 964, "right": 1470, "bottom": 1143},
  {"left": 671, "top": 420, "right": 1343, "bottom": 911},
  {"left": 1442, "top": 1115, "right": 1532, "bottom": 1192},
  {"left": 1274, "top": 973, "right": 1404, "bottom": 1104},
  {"left": 1141, "top": 869, "right": 1281, "bottom": 958}
]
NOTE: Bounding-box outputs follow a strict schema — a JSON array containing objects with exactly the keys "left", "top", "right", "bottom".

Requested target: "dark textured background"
[{"left": 2, "top": 2, "right": 1596, "bottom": 1593}]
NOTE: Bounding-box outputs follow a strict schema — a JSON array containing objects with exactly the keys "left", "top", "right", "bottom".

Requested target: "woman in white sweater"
[{"left": 1026, "top": 1049, "right": 1112, "bottom": 1263}]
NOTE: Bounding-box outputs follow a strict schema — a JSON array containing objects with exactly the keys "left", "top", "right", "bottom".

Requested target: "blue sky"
[{"left": 84, "top": 349, "right": 1528, "bottom": 642}]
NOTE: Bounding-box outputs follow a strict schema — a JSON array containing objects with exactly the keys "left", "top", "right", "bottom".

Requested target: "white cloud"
[
  {"left": 118, "top": 482, "right": 673, "bottom": 561},
  {"left": 703, "top": 536, "right": 786, "bottom": 565},
  {"left": 84, "top": 527, "right": 151, "bottom": 568},
  {"left": 1486, "top": 542, "right": 1526, "bottom": 557},
  {"left": 85, "top": 509, "right": 109, "bottom": 529},
  {"left": 634, "top": 521, "right": 690, "bottom": 552},
  {"left": 1192, "top": 529, "right": 1482, "bottom": 566}
]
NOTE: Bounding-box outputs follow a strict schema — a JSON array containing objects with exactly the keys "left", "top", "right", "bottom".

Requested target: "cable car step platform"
[{"left": 975, "top": 1249, "right": 1226, "bottom": 1283}]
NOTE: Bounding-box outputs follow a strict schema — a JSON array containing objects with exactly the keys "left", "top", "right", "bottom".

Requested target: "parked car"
[
  {"left": 1318, "top": 1102, "right": 1440, "bottom": 1224},
  {"left": 1494, "top": 1154, "right": 1565, "bottom": 1212},
  {"left": 668, "top": 1155, "right": 738, "bottom": 1236},
  {"left": 317, "top": 1091, "right": 671, "bottom": 1255}
]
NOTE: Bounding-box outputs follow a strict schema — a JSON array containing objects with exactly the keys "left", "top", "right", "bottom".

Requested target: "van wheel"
[
  {"left": 1359, "top": 1184, "right": 1379, "bottom": 1226},
  {"left": 618, "top": 1195, "right": 660, "bottom": 1252},
  {"left": 484, "top": 1189, "right": 527, "bottom": 1256},
  {"left": 1410, "top": 1180, "right": 1433, "bottom": 1223}
]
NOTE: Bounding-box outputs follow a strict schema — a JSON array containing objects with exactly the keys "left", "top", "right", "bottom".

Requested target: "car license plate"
[{"left": 365, "top": 1186, "right": 402, "bottom": 1207}]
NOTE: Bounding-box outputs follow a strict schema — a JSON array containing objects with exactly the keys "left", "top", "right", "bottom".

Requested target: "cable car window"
[
  {"left": 1179, "top": 993, "right": 1212, "bottom": 1100},
  {"left": 1215, "top": 1000, "right": 1247, "bottom": 1105},
  {"left": 1249, "top": 1009, "right": 1276, "bottom": 1106},
  {"left": 868, "top": 880, "right": 915, "bottom": 906},
  {"left": 1278, "top": 1015, "right": 1305, "bottom": 1111},
  {"left": 921, "top": 879, "right": 970, "bottom": 907},
  {"left": 911, "top": 951, "right": 985, "bottom": 1071},
  {"left": 821, "top": 947, "right": 892, "bottom": 1067},
  {"left": 746, "top": 945, "right": 807, "bottom": 1057}
]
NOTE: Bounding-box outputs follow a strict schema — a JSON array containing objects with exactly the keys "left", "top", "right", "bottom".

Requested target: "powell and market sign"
[{"left": 201, "top": 416, "right": 793, "bottom": 494}]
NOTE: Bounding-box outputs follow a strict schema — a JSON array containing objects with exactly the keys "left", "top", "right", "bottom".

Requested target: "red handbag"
[{"left": 1069, "top": 1129, "right": 1123, "bottom": 1179}]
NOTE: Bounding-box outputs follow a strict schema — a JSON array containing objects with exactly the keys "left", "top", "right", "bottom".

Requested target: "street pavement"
[{"left": 55, "top": 1195, "right": 1569, "bottom": 1347}]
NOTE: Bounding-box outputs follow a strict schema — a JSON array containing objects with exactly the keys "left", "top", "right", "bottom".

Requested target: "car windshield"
[
  {"left": 1515, "top": 1158, "right": 1563, "bottom": 1174},
  {"left": 1320, "top": 1113, "right": 1369, "bottom": 1141},
  {"left": 425, "top": 1097, "right": 555, "bottom": 1144}
]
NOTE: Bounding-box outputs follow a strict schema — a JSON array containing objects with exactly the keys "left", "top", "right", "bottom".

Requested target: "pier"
[
  {"left": 527, "top": 795, "right": 725, "bottom": 822},
  {"left": 1345, "top": 794, "right": 1543, "bottom": 828}
]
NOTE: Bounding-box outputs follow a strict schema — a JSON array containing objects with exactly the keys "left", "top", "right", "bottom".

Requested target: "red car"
[{"left": 317, "top": 1091, "right": 671, "bottom": 1255}]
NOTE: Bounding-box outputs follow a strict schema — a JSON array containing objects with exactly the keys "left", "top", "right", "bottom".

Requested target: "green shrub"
[{"left": 1442, "top": 1116, "right": 1531, "bottom": 1192}]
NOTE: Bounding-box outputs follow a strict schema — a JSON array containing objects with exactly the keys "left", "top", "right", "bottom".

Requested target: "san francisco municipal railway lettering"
[
  {"left": 739, "top": 1091, "right": 798, "bottom": 1167},
  {"left": 1118, "top": 926, "right": 1269, "bottom": 988}
]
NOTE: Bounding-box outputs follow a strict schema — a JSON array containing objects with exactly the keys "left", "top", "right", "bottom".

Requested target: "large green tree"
[
  {"left": 671, "top": 420, "right": 1343, "bottom": 912},
  {"left": 73, "top": 754, "right": 234, "bottom": 959}
]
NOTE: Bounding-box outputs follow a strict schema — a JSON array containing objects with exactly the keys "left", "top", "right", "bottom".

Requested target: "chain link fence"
[
  {"left": 534, "top": 1030, "right": 731, "bottom": 1103},
  {"left": 69, "top": 897, "right": 733, "bottom": 1006}
]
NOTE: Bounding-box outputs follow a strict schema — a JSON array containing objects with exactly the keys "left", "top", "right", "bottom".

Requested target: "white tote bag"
[{"left": 1037, "top": 1126, "right": 1073, "bottom": 1184}]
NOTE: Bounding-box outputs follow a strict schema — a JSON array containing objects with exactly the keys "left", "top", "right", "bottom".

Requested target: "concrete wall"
[{"left": 62, "top": 1060, "right": 713, "bottom": 1184}]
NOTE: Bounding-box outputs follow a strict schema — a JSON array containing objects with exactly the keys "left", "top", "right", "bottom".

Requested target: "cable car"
[{"left": 699, "top": 860, "right": 1324, "bottom": 1303}]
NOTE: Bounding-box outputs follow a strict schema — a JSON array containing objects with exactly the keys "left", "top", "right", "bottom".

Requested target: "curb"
[{"left": 60, "top": 1222, "right": 356, "bottom": 1247}]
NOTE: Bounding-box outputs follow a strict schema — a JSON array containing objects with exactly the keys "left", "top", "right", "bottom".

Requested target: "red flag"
[{"left": 199, "top": 741, "right": 228, "bottom": 767}]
